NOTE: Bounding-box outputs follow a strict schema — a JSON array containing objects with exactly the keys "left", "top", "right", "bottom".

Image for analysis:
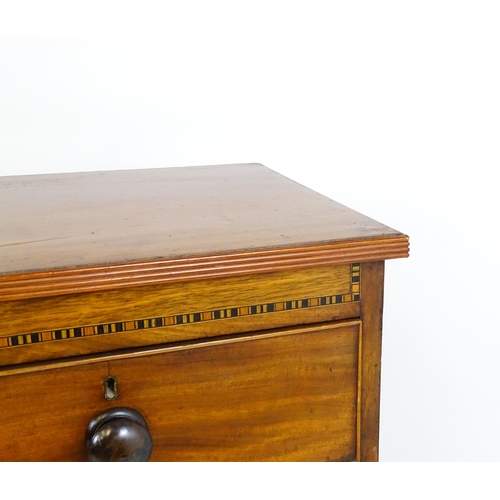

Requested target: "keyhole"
[{"left": 104, "top": 376, "right": 118, "bottom": 400}]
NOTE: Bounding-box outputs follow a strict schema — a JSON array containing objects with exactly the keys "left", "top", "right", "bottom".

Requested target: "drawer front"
[
  {"left": 0, "top": 264, "right": 360, "bottom": 365},
  {"left": 0, "top": 321, "right": 360, "bottom": 461}
]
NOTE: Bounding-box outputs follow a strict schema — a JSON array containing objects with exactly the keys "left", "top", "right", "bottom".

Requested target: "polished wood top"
[{"left": 0, "top": 164, "right": 408, "bottom": 300}]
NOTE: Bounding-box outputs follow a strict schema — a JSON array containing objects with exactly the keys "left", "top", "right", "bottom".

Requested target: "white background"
[{"left": 1, "top": 1, "right": 499, "bottom": 464}]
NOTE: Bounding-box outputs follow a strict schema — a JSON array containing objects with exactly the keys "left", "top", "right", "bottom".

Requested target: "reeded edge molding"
[{"left": 0, "top": 236, "right": 409, "bottom": 301}]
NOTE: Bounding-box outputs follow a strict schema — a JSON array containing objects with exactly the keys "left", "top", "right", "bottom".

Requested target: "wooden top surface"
[{"left": 0, "top": 164, "right": 409, "bottom": 300}]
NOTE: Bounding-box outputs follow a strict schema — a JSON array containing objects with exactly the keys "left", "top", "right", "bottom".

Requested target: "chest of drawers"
[{"left": 0, "top": 163, "right": 409, "bottom": 461}]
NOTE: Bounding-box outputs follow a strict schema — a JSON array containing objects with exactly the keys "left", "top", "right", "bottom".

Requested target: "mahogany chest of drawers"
[{"left": 0, "top": 164, "right": 409, "bottom": 461}]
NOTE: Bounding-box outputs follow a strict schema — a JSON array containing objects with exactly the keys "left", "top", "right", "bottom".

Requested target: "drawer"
[
  {"left": 0, "top": 265, "right": 360, "bottom": 366},
  {"left": 0, "top": 320, "right": 361, "bottom": 462}
]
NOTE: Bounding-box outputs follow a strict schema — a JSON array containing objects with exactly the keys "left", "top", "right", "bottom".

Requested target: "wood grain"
[
  {"left": 0, "top": 164, "right": 409, "bottom": 462},
  {"left": 358, "top": 261, "right": 385, "bottom": 462},
  {"left": 0, "top": 321, "right": 360, "bottom": 462},
  {"left": 0, "top": 265, "right": 359, "bottom": 366},
  {"left": 0, "top": 164, "right": 409, "bottom": 301},
  {"left": 0, "top": 239, "right": 408, "bottom": 301}
]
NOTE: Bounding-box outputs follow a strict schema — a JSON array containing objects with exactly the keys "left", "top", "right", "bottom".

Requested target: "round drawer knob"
[{"left": 85, "top": 407, "right": 153, "bottom": 462}]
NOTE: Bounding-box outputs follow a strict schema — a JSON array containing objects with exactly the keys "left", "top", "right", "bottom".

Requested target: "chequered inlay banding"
[{"left": 0, "top": 264, "right": 361, "bottom": 349}]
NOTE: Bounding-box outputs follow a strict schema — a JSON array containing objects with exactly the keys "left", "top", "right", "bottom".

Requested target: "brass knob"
[{"left": 85, "top": 407, "right": 153, "bottom": 462}]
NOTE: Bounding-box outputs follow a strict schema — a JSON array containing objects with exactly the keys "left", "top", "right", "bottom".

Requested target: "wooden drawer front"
[
  {"left": 0, "top": 321, "right": 360, "bottom": 462},
  {"left": 0, "top": 265, "right": 360, "bottom": 366}
]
